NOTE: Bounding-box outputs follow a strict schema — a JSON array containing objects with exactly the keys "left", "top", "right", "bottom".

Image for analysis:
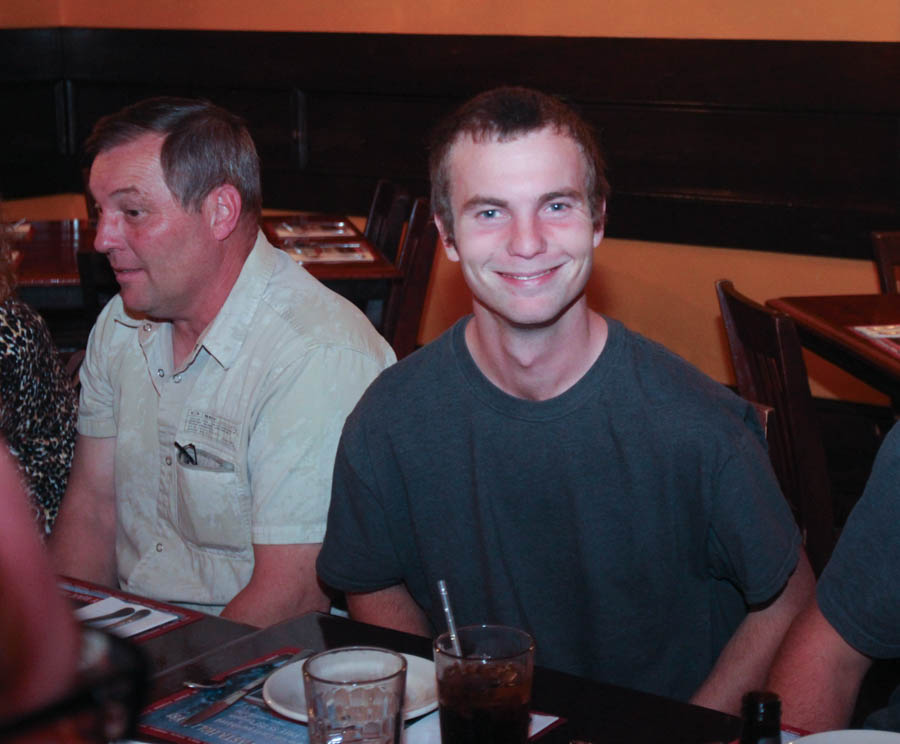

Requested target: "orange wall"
[{"left": 1, "top": 0, "right": 898, "bottom": 41}]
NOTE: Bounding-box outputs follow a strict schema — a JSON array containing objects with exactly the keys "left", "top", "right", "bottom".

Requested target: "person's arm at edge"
[
  {"left": 767, "top": 598, "right": 872, "bottom": 733},
  {"left": 0, "top": 446, "right": 80, "bottom": 718},
  {"left": 49, "top": 434, "right": 118, "bottom": 586},
  {"left": 689, "top": 550, "right": 815, "bottom": 715},
  {"left": 347, "top": 584, "right": 431, "bottom": 637},
  {"left": 220, "top": 542, "right": 330, "bottom": 627}
]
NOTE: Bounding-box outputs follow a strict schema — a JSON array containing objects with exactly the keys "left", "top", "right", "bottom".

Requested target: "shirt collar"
[{"left": 196, "top": 230, "right": 277, "bottom": 369}]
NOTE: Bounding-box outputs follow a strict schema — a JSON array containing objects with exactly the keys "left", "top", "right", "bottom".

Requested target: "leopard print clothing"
[{"left": 0, "top": 297, "right": 77, "bottom": 534}]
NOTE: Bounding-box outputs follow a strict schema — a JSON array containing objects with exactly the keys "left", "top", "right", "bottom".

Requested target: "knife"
[
  {"left": 105, "top": 608, "right": 151, "bottom": 629},
  {"left": 184, "top": 648, "right": 315, "bottom": 726}
]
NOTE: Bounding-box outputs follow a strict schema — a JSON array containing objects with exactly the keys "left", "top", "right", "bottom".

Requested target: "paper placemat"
[
  {"left": 60, "top": 578, "right": 202, "bottom": 641},
  {"left": 75, "top": 597, "right": 180, "bottom": 639}
]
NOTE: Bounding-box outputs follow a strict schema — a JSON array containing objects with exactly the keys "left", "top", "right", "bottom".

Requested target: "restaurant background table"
[
  {"left": 768, "top": 294, "right": 900, "bottom": 400},
  {"left": 14, "top": 218, "right": 400, "bottom": 289},
  {"left": 150, "top": 612, "right": 742, "bottom": 744}
]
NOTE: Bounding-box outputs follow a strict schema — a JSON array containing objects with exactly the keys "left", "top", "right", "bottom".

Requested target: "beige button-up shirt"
[{"left": 77, "top": 232, "right": 395, "bottom": 613}]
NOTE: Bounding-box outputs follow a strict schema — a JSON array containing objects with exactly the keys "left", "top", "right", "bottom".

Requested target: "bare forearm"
[
  {"left": 222, "top": 579, "right": 329, "bottom": 628},
  {"left": 49, "top": 435, "right": 118, "bottom": 585},
  {"left": 221, "top": 542, "right": 330, "bottom": 627},
  {"left": 347, "top": 585, "right": 431, "bottom": 637},
  {"left": 50, "top": 503, "right": 117, "bottom": 585},
  {"left": 767, "top": 602, "right": 871, "bottom": 732},
  {"left": 691, "top": 553, "right": 815, "bottom": 715}
]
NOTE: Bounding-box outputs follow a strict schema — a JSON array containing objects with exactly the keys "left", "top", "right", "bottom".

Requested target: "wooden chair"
[
  {"left": 716, "top": 279, "right": 835, "bottom": 575},
  {"left": 381, "top": 197, "right": 439, "bottom": 360},
  {"left": 365, "top": 179, "right": 411, "bottom": 263},
  {"left": 77, "top": 251, "right": 118, "bottom": 325},
  {"left": 871, "top": 231, "right": 900, "bottom": 294}
]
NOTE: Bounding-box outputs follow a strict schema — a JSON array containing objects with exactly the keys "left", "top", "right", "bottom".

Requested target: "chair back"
[
  {"left": 381, "top": 198, "right": 439, "bottom": 360},
  {"left": 716, "top": 279, "right": 835, "bottom": 575},
  {"left": 872, "top": 231, "right": 900, "bottom": 294},
  {"left": 365, "top": 179, "right": 411, "bottom": 263},
  {"left": 78, "top": 251, "right": 119, "bottom": 324}
]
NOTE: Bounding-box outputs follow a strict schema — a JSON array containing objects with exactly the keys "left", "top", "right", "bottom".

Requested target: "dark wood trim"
[{"left": 1, "top": 28, "right": 898, "bottom": 258}]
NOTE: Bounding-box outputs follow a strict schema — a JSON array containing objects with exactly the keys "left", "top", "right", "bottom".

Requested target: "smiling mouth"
[{"left": 498, "top": 267, "right": 558, "bottom": 281}]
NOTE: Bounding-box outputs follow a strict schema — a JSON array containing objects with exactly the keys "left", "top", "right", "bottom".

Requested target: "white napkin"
[
  {"left": 74, "top": 597, "right": 179, "bottom": 638},
  {"left": 404, "top": 710, "right": 558, "bottom": 743}
]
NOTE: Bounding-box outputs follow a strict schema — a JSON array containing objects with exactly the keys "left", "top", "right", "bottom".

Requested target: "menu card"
[{"left": 851, "top": 324, "right": 900, "bottom": 359}]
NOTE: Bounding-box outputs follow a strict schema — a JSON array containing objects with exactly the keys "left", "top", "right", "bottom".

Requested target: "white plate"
[
  {"left": 262, "top": 652, "right": 438, "bottom": 723},
  {"left": 791, "top": 732, "right": 900, "bottom": 743}
]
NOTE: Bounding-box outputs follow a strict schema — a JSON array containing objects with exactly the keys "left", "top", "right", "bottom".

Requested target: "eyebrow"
[
  {"left": 460, "top": 188, "right": 585, "bottom": 213},
  {"left": 460, "top": 195, "right": 509, "bottom": 213},
  {"left": 108, "top": 186, "right": 142, "bottom": 199}
]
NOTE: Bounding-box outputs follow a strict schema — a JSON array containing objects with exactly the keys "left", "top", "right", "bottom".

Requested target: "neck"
[
  {"left": 169, "top": 230, "right": 255, "bottom": 369},
  {"left": 465, "top": 299, "right": 608, "bottom": 401}
]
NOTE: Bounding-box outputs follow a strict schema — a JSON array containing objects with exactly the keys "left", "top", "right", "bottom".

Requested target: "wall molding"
[{"left": 1, "top": 28, "right": 898, "bottom": 258}]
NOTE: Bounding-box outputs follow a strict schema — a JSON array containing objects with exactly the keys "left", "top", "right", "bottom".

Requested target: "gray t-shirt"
[
  {"left": 318, "top": 317, "right": 801, "bottom": 701},
  {"left": 818, "top": 423, "right": 900, "bottom": 730}
]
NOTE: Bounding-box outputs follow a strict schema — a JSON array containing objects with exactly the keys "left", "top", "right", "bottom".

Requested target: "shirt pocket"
[{"left": 174, "top": 447, "right": 249, "bottom": 554}]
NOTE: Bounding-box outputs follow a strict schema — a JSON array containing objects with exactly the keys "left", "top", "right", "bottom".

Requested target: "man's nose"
[
  {"left": 93, "top": 212, "right": 120, "bottom": 255},
  {"left": 508, "top": 214, "right": 546, "bottom": 258}
]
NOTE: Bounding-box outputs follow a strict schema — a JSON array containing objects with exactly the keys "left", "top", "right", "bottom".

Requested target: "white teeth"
[{"left": 504, "top": 268, "right": 554, "bottom": 281}]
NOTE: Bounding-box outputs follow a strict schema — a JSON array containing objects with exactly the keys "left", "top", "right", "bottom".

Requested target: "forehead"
[
  {"left": 89, "top": 133, "right": 170, "bottom": 198},
  {"left": 445, "top": 127, "right": 588, "bottom": 200}
]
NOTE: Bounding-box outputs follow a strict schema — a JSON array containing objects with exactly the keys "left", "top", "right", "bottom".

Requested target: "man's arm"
[
  {"left": 49, "top": 434, "right": 118, "bottom": 585},
  {"left": 767, "top": 599, "right": 872, "bottom": 732},
  {"left": 689, "top": 550, "right": 815, "bottom": 715},
  {"left": 347, "top": 584, "right": 431, "bottom": 637},
  {"left": 220, "top": 543, "right": 330, "bottom": 627}
]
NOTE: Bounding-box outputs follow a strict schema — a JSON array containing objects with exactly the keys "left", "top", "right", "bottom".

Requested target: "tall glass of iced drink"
[{"left": 433, "top": 624, "right": 535, "bottom": 744}]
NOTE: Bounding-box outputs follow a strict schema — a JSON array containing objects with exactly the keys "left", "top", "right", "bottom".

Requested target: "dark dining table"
[
  {"left": 62, "top": 578, "right": 742, "bottom": 742},
  {"left": 768, "top": 294, "right": 900, "bottom": 400},
  {"left": 146, "top": 611, "right": 741, "bottom": 744}
]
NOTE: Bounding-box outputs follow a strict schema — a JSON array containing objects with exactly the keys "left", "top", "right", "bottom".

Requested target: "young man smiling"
[{"left": 317, "top": 87, "right": 812, "bottom": 714}]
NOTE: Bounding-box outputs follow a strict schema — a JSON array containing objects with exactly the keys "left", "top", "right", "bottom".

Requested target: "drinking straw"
[{"left": 437, "top": 579, "right": 463, "bottom": 657}]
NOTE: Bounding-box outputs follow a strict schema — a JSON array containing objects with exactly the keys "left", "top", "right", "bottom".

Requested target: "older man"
[
  {"left": 51, "top": 98, "right": 395, "bottom": 626},
  {"left": 317, "top": 86, "right": 813, "bottom": 714}
]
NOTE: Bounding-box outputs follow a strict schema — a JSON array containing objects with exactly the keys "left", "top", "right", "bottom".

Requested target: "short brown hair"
[
  {"left": 429, "top": 86, "right": 610, "bottom": 242},
  {"left": 84, "top": 97, "right": 262, "bottom": 222}
]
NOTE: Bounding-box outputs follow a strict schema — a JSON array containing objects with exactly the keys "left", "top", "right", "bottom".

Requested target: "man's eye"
[
  {"left": 548, "top": 202, "right": 570, "bottom": 212},
  {"left": 124, "top": 209, "right": 142, "bottom": 218},
  {"left": 478, "top": 209, "right": 500, "bottom": 219}
]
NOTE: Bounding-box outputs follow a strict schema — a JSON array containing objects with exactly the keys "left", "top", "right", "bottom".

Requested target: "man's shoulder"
[
  {"left": 608, "top": 319, "right": 758, "bottom": 436},
  {"left": 347, "top": 325, "right": 455, "bottom": 416},
  {"left": 254, "top": 253, "right": 394, "bottom": 361}
]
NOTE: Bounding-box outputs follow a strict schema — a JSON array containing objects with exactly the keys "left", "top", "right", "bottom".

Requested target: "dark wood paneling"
[{"left": 1, "top": 28, "right": 898, "bottom": 258}]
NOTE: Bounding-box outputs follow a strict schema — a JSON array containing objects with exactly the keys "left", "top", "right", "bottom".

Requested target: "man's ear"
[
  {"left": 205, "top": 184, "right": 242, "bottom": 241},
  {"left": 434, "top": 214, "right": 459, "bottom": 263}
]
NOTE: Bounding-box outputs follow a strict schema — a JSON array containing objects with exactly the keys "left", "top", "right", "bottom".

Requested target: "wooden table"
[
  {"left": 768, "top": 294, "right": 900, "bottom": 400},
  {"left": 150, "top": 612, "right": 741, "bottom": 744}
]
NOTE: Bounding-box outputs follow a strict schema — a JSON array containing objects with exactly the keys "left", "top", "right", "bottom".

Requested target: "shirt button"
[
  {"left": 165, "top": 455, "right": 172, "bottom": 466},
  {"left": 157, "top": 369, "right": 165, "bottom": 377},
  {"left": 143, "top": 323, "right": 152, "bottom": 332},
  {"left": 173, "top": 374, "right": 182, "bottom": 383},
  {"left": 156, "top": 543, "right": 164, "bottom": 552}
]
